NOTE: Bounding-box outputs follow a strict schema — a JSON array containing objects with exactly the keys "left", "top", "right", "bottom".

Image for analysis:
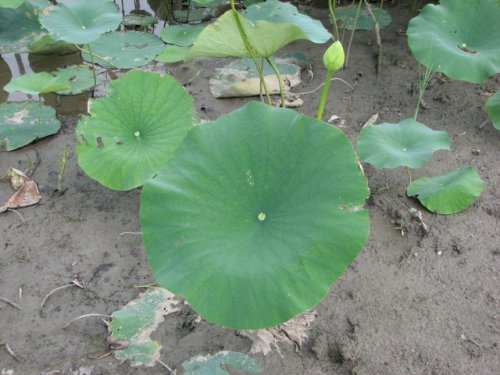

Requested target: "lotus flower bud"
[{"left": 323, "top": 41, "right": 345, "bottom": 72}]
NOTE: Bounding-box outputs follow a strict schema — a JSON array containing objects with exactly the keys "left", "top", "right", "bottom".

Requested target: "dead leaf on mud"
[
  {"left": 0, "top": 168, "right": 41, "bottom": 214},
  {"left": 237, "top": 310, "right": 317, "bottom": 356}
]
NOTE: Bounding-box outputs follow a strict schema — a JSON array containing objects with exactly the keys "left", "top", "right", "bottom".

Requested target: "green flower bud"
[{"left": 322, "top": 41, "right": 345, "bottom": 71}]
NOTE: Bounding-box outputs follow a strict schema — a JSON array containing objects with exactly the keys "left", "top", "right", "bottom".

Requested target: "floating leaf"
[
  {"left": 110, "top": 288, "right": 179, "bottom": 367},
  {"left": 186, "top": 10, "right": 311, "bottom": 59},
  {"left": 173, "top": 351, "right": 262, "bottom": 375},
  {"left": 0, "top": 102, "right": 61, "bottom": 151},
  {"left": 122, "top": 14, "right": 157, "bottom": 28},
  {"left": 140, "top": 101, "right": 369, "bottom": 329},
  {"left": 82, "top": 31, "right": 165, "bottom": 69},
  {"left": 357, "top": 118, "right": 450, "bottom": 169},
  {"left": 76, "top": 70, "right": 194, "bottom": 191},
  {"left": 4, "top": 72, "right": 70, "bottom": 95},
  {"left": 334, "top": 3, "right": 392, "bottom": 30},
  {"left": 485, "top": 91, "right": 500, "bottom": 130},
  {"left": 0, "top": 0, "right": 24, "bottom": 9},
  {"left": 244, "top": 0, "right": 331, "bottom": 43},
  {"left": 407, "top": 0, "right": 500, "bottom": 83},
  {"left": 52, "top": 65, "right": 100, "bottom": 95},
  {"left": 155, "top": 45, "right": 190, "bottom": 63},
  {"left": 161, "top": 24, "right": 204, "bottom": 47},
  {"left": 407, "top": 166, "right": 484, "bottom": 214},
  {"left": 39, "top": 0, "right": 122, "bottom": 45}
]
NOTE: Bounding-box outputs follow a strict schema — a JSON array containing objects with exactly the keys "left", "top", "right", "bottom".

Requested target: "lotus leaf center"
[
  {"left": 134, "top": 131, "right": 140, "bottom": 137},
  {"left": 257, "top": 212, "right": 266, "bottom": 222},
  {"left": 81, "top": 25, "right": 86, "bottom": 29},
  {"left": 402, "top": 147, "right": 407, "bottom": 151}
]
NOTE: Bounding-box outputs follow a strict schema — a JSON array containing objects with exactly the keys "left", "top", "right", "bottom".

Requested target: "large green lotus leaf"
[
  {"left": 0, "top": 0, "right": 24, "bottom": 8},
  {"left": 244, "top": 0, "right": 331, "bottom": 44},
  {"left": 407, "top": 0, "right": 500, "bottom": 83},
  {"left": 140, "top": 101, "right": 370, "bottom": 329},
  {"left": 357, "top": 118, "right": 450, "bottom": 169},
  {"left": 161, "top": 24, "right": 204, "bottom": 47},
  {"left": 186, "top": 10, "right": 310, "bottom": 60},
  {"left": 0, "top": 0, "right": 50, "bottom": 54},
  {"left": 0, "top": 102, "right": 61, "bottom": 151},
  {"left": 52, "top": 65, "right": 100, "bottom": 95},
  {"left": 75, "top": 70, "right": 194, "bottom": 191},
  {"left": 407, "top": 166, "right": 484, "bottom": 215},
  {"left": 334, "top": 4, "right": 392, "bottom": 31},
  {"left": 82, "top": 31, "right": 165, "bottom": 69},
  {"left": 173, "top": 351, "right": 262, "bottom": 375},
  {"left": 39, "top": 0, "right": 122, "bottom": 45},
  {"left": 155, "top": 45, "right": 190, "bottom": 63},
  {"left": 4, "top": 72, "right": 70, "bottom": 95},
  {"left": 485, "top": 91, "right": 500, "bottom": 130}
]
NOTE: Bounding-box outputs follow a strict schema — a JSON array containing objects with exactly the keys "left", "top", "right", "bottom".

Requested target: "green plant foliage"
[
  {"left": 76, "top": 70, "right": 194, "bottom": 191},
  {"left": 335, "top": 3, "right": 392, "bottom": 30},
  {"left": 4, "top": 72, "right": 70, "bottom": 95},
  {"left": 0, "top": 0, "right": 24, "bottom": 9},
  {"left": 161, "top": 24, "right": 204, "bottom": 47},
  {"left": 52, "top": 65, "right": 100, "bottom": 95},
  {"left": 244, "top": 0, "right": 331, "bottom": 44},
  {"left": 173, "top": 351, "right": 262, "bottom": 375},
  {"left": 407, "top": 166, "right": 484, "bottom": 214},
  {"left": 82, "top": 31, "right": 165, "bottom": 69},
  {"left": 122, "top": 14, "right": 157, "bottom": 28},
  {"left": 186, "top": 10, "right": 311, "bottom": 60},
  {"left": 0, "top": 102, "right": 61, "bottom": 151},
  {"left": 407, "top": 0, "right": 500, "bottom": 83},
  {"left": 155, "top": 45, "right": 190, "bottom": 63},
  {"left": 0, "top": 0, "right": 50, "bottom": 54},
  {"left": 357, "top": 118, "right": 450, "bottom": 169},
  {"left": 110, "top": 288, "right": 179, "bottom": 367},
  {"left": 140, "top": 101, "right": 369, "bottom": 329},
  {"left": 192, "top": 0, "right": 217, "bottom": 4},
  {"left": 485, "top": 91, "right": 500, "bottom": 130},
  {"left": 39, "top": 0, "right": 122, "bottom": 45}
]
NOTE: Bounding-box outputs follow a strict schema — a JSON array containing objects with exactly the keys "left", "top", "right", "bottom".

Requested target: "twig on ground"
[
  {"left": 7, "top": 209, "right": 26, "bottom": 223},
  {"left": 40, "top": 279, "right": 84, "bottom": 310},
  {"left": 0, "top": 340, "right": 19, "bottom": 361},
  {"left": 25, "top": 150, "right": 41, "bottom": 177},
  {"left": 294, "top": 77, "right": 355, "bottom": 96},
  {"left": 0, "top": 296, "right": 23, "bottom": 310},
  {"left": 63, "top": 313, "right": 112, "bottom": 329}
]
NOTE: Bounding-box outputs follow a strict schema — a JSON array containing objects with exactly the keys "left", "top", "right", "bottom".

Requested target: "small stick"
[
  {"left": 294, "top": 78, "right": 354, "bottom": 96},
  {"left": 0, "top": 296, "right": 23, "bottom": 310},
  {"left": 0, "top": 341, "right": 19, "bottom": 361},
  {"left": 40, "top": 280, "right": 83, "bottom": 310},
  {"left": 63, "top": 313, "right": 112, "bottom": 329},
  {"left": 7, "top": 209, "right": 26, "bottom": 224}
]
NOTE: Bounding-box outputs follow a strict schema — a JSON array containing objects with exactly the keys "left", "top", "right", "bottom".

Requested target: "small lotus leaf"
[
  {"left": 0, "top": 0, "right": 50, "bottom": 54},
  {"left": 407, "top": 166, "right": 484, "bottom": 214},
  {"left": 334, "top": 4, "right": 392, "bottom": 31},
  {"left": 173, "top": 351, "right": 262, "bottom": 375},
  {"left": 357, "top": 118, "right": 450, "bottom": 169},
  {"left": 4, "top": 72, "right": 70, "bottom": 95},
  {"left": 161, "top": 24, "right": 204, "bottom": 47},
  {"left": 82, "top": 31, "right": 165, "bottom": 69},
  {"left": 0, "top": 102, "right": 61, "bottom": 151},
  {"left": 52, "top": 65, "right": 100, "bottom": 95},
  {"left": 122, "top": 14, "right": 157, "bottom": 28},
  {"left": 39, "top": 0, "right": 122, "bottom": 45},
  {"left": 186, "top": 10, "right": 310, "bottom": 59},
  {"left": 155, "top": 45, "right": 190, "bottom": 63},
  {"left": 140, "top": 101, "right": 369, "bottom": 329},
  {"left": 244, "top": 0, "right": 331, "bottom": 44},
  {"left": 0, "top": 0, "right": 24, "bottom": 8},
  {"left": 407, "top": 0, "right": 500, "bottom": 83},
  {"left": 75, "top": 70, "right": 194, "bottom": 191},
  {"left": 110, "top": 288, "right": 179, "bottom": 367},
  {"left": 485, "top": 91, "right": 500, "bottom": 130}
]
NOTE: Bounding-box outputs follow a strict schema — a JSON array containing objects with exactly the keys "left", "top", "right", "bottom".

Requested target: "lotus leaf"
[
  {"left": 0, "top": 0, "right": 24, "bottom": 9},
  {"left": 334, "top": 3, "right": 392, "bottom": 31},
  {"left": 155, "top": 45, "right": 190, "bottom": 63},
  {"left": 485, "top": 91, "right": 500, "bottom": 130},
  {"left": 244, "top": 0, "right": 331, "bottom": 43},
  {"left": 161, "top": 24, "right": 204, "bottom": 47},
  {"left": 82, "top": 31, "right": 165, "bottom": 69},
  {"left": 4, "top": 72, "right": 70, "bottom": 95},
  {"left": 407, "top": 0, "right": 500, "bottom": 83},
  {"left": 186, "top": 10, "right": 311, "bottom": 60},
  {"left": 122, "top": 14, "right": 157, "bottom": 28},
  {"left": 0, "top": 102, "right": 61, "bottom": 151},
  {"left": 52, "top": 65, "right": 100, "bottom": 95},
  {"left": 407, "top": 166, "right": 484, "bottom": 214},
  {"left": 173, "top": 351, "right": 262, "bottom": 375},
  {"left": 140, "top": 101, "right": 370, "bottom": 329},
  {"left": 357, "top": 118, "right": 450, "bottom": 169},
  {"left": 39, "top": 0, "right": 122, "bottom": 45},
  {"left": 75, "top": 70, "right": 194, "bottom": 191}
]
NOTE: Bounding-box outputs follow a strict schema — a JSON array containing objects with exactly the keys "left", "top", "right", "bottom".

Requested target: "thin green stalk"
[
  {"left": 57, "top": 145, "right": 69, "bottom": 193},
  {"left": 317, "top": 69, "right": 334, "bottom": 120},
  {"left": 414, "top": 65, "right": 434, "bottom": 120},
  {"left": 328, "top": 0, "right": 339, "bottom": 41},
  {"left": 85, "top": 43, "right": 97, "bottom": 88},
  {"left": 345, "top": 0, "right": 362, "bottom": 68},
  {"left": 230, "top": 0, "right": 272, "bottom": 105},
  {"left": 266, "top": 57, "right": 286, "bottom": 108},
  {"left": 406, "top": 167, "right": 413, "bottom": 185}
]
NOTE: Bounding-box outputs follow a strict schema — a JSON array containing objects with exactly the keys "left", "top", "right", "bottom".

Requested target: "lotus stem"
[
  {"left": 85, "top": 43, "right": 97, "bottom": 89},
  {"left": 328, "top": 0, "right": 339, "bottom": 41},
  {"left": 230, "top": 0, "right": 272, "bottom": 105},
  {"left": 266, "top": 57, "right": 286, "bottom": 108},
  {"left": 317, "top": 69, "right": 334, "bottom": 120},
  {"left": 363, "top": 0, "right": 383, "bottom": 75},
  {"left": 345, "top": 0, "right": 362, "bottom": 68},
  {"left": 414, "top": 65, "right": 434, "bottom": 120}
]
